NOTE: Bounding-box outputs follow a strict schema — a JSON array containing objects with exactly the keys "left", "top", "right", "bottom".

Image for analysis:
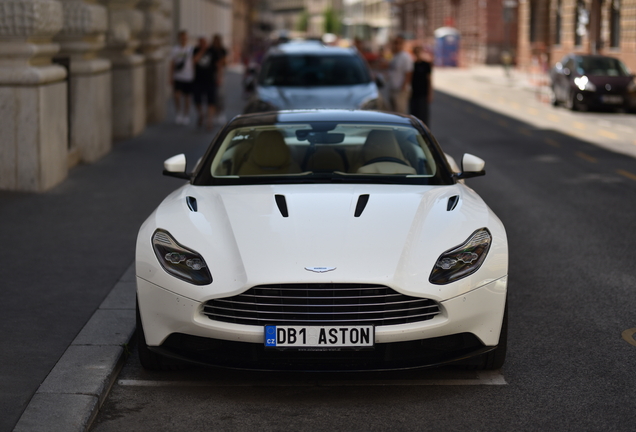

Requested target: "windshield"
[
  {"left": 259, "top": 55, "right": 371, "bottom": 86},
  {"left": 577, "top": 57, "right": 630, "bottom": 76},
  {"left": 194, "top": 122, "right": 454, "bottom": 186}
]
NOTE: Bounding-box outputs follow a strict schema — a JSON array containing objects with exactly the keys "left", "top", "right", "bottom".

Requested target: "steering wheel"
[{"left": 362, "top": 157, "right": 410, "bottom": 167}]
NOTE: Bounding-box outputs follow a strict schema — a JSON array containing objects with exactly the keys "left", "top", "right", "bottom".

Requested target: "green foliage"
[
  {"left": 297, "top": 10, "right": 309, "bottom": 32},
  {"left": 323, "top": 7, "right": 340, "bottom": 35}
]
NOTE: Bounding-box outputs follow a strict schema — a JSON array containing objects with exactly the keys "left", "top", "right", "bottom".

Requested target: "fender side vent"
[
  {"left": 354, "top": 194, "right": 370, "bottom": 217},
  {"left": 275, "top": 195, "right": 289, "bottom": 217},
  {"left": 447, "top": 195, "right": 459, "bottom": 211},
  {"left": 186, "top": 196, "right": 198, "bottom": 212}
]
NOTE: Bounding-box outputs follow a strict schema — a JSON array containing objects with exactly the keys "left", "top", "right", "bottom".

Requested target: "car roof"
[
  {"left": 267, "top": 41, "right": 357, "bottom": 56},
  {"left": 229, "top": 110, "right": 415, "bottom": 127}
]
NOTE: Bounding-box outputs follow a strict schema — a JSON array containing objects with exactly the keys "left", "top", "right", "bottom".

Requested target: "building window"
[
  {"left": 555, "top": 0, "right": 562, "bottom": 45},
  {"left": 610, "top": 0, "right": 621, "bottom": 48},
  {"left": 574, "top": 0, "right": 587, "bottom": 46}
]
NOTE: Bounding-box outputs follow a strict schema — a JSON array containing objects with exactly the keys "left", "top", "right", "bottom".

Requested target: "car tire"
[{"left": 136, "top": 299, "right": 186, "bottom": 371}]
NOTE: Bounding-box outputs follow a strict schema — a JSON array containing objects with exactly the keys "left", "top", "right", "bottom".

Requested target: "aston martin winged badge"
[{"left": 305, "top": 267, "right": 336, "bottom": 273}]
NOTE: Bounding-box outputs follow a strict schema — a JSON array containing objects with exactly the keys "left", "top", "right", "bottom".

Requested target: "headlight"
[
  {"left": 152, "top": 229, "right": 212, "bottom": 285},
  {"left": 429, "top": 228, "right": 491, "bottom": 285},
  {"left": 627, "top": 79, "right": 636, "bottom": 93},
  {"left": 359, "top": 98, "right": 380, "bottom": 110},
  {"left": 573, "top": 76, "right": 596, "bottom": 92}
]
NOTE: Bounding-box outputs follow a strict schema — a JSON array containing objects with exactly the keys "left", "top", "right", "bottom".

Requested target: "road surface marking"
[
  {"left": 598, "top": 129, "right": 618, "bottom": 139},
  {"left": 527, "top": 107, "right": 539, "bottom": 115},
  {"left": 547, "top": 114, "right": 560, "bottom": 122},
  {"left": 518, "top": 128, "right": 532, "bottom": 136},
  {"left": 511, "top": 102, "right": 520, "bottom": 109},
  {"left": 622, "top": 328, "right": 636, "bottom": 347},
  {"left": 498, "top": 119, "right": 508, "bottom": 128},
  {"left": 117, "top": 372, "right": 507, "bottom": 387},
  {"left": 617, "top": 169, "right": 636, "bottom": 181},
  {"left": 576, "top": 152, "right": 597, "bottom": 163},
  {"left": 480, "top": 112, "right": 491, "bottom": 120},
  {"left": 545, "top": 138, "right": 561, "bottom": 147},
  {"left": 573, "top": 122, "right": 586, "bottom": 130}
]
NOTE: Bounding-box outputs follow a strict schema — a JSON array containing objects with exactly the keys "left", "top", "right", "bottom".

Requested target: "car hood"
[
  {"left": 257, "top": 83, "right": 378, "bottom": 109},
  {"left": 586, "top": 75, "right": 632, "bottom": 90},
  {"left": 138, "top": 183, "right": 508, "bottom": 302}
]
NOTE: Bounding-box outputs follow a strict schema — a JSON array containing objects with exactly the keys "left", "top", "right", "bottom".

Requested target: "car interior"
[{"left": 212, "top": 125, "right": 435, "bottom": 177}]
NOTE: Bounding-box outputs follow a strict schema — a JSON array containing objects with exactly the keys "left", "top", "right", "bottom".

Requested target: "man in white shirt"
[
  {"left": 386, "top": 35, "right": 413, "bottom": 114},
  {"left": 170, "top": 30, "right": 195, "bottom": 125}
]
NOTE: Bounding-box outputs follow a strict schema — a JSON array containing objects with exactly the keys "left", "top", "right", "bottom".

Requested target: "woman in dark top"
[{"left": 410, "top": 45, "right": 433, "bottom": 127}]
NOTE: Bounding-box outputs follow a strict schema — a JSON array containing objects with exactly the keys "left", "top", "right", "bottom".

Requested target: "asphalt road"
[{"left": 88, "top": 86, "right": 636, "bottom": 431}]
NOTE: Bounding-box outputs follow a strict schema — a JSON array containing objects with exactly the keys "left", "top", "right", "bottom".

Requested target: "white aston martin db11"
[{"left": 136, "top": 110, "right": 508, "bottom": 371}]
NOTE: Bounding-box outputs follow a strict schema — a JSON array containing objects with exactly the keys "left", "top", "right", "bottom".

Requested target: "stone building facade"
[
  {"left": 517, "top": 0, "right": 636, "bottom": 71},
  {"left": 394, "top": 0, "right": 519, "bottom": 65}
]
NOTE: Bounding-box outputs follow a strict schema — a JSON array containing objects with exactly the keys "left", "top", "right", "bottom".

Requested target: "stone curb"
[{"left": 14, "top": 264, "right": 137, "bottom": 432}]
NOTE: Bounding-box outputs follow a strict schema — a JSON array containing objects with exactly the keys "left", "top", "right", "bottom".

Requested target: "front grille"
[{"left": 202, "top": 283, "right": 441, "bottom": 326}]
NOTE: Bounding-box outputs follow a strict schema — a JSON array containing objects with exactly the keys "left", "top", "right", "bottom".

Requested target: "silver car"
[{"left": 244, "top": 41, "right": 386, "bottom": 113}]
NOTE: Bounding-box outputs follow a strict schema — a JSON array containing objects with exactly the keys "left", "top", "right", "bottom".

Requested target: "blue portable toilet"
[{"left": 434, "top": 27, "right": 460, "bottom": 67}]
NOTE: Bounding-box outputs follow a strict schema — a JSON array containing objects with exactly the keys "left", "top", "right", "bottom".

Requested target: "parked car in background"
[
  {"left": 136, "top": 109, "right": 509, "bottom": 372},
  {"left": 550, "top": 54, "right": 636, "bottom": 112},
  {"left": 244, "top": 41, "right": 386, "bottom": 113}
]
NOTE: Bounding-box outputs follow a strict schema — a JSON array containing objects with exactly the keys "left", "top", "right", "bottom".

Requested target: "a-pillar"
[
  {"left": 55, "top": 0, "right": 112, "bottom": 164},
  {"left": 99, "top": 0, "right": 145, "bottom": 139},
  {"left": 0, "top": 0, "right": 68, "bottom": 192},
  {"left": 137, "top": 0, "right": 170, "bottom": 123}
]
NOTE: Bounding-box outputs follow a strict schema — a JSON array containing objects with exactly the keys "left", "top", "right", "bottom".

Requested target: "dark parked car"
[
  {"left": 244, "top": 41, "right": 386, "bottom": 113},
  {"left": 550, "top": 54, "right": 636, "bottom": 112}
]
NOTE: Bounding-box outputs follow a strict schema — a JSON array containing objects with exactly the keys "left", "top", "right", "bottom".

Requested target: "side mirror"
[
  {"left": 455, "top": 153, "right": 485, "bottom": 179},
  {"left": 163, "top": 154, "right": 190, "bottom": 179}
]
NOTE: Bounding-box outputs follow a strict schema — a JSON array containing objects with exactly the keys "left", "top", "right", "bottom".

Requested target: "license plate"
[
  {"left": 264, "top": 325, "right": 374, "bottom": 348},
  {"left": 602, "top": 95, "right": 623, "bottom": 104}
]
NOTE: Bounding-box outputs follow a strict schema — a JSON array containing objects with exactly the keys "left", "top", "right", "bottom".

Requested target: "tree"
[
  {"left": 297, "top": 10, "right": 309, "bottom": 33},
  {"left": 323, "top": 7, "right": 340, "bottom": 35}
]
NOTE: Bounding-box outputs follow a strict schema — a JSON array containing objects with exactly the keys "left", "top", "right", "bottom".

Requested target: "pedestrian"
[
  {"left": 386, "top": 35, "right": 413, "bottom": 114},
  {"left": 170, "top": 30, "right": 195, "bottom": 125},
  {"left": 410, "top": 45, "right": 433, "bottom": 127},
  {"left": 192, "top": 36, "right": 219, "bottom": 129},
  {"left": 210, "top": 34, "right": 228, "bottom": 125}
]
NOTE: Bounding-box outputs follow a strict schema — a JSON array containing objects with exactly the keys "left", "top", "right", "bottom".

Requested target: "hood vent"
[
  {"left": 186, "top": 196, "right": 198, "bottom": 212},
  {"left": 354, "top": 194, "right": 370, "bottom": 217},
  {"left": 447, "top": 195, "right": 459, "bottom": 211},
  {"left": 274, "top": 195, "right": 289, "bottom": 217}
]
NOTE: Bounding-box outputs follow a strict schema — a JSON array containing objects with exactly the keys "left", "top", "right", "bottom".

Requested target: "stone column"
[
  {"left": 55, "top": 0, "right": 112, "bottom": 164},
  {"left": 137, "top": 0, "right": 170, "bottom": 123},
  {"left": 99, "top": 0, "right": 145, "bottom": 139},
  {"left": 0, "top": 0, "right": 68, "bottom": 192}
]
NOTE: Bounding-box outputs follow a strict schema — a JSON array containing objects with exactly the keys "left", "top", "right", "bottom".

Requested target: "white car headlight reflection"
[
  {"left": 573, "top": 76, "right": 596, "bottom": 92},
  {"left": 429, "top": 228, "right": 491, "bottom": 285},
  {"left": 152, "top": 229, "right": 212, "bottom": 285}
]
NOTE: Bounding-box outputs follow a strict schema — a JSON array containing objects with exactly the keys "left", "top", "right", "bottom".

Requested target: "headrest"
[
  {"left": 251, "top": 130, "right": 290, "bottom": 168},
  {"left": 362, "top": 130, "right": 404, "bottom": 162}
]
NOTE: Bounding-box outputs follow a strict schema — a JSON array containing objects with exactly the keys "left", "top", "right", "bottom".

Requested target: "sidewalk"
[{"left": 5, "top": 69, "right": 245, "bottom": 432}]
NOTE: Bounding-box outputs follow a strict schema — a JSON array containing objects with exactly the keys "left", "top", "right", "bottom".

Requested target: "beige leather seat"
[
  {"left": 306, "top": 147, "right": 346, "bottom": 173},
  {"left": 356, "top": 130, "right": 416, "bottom": 174},
  {"left": 237, "top": 130, "right": 301, "bottom": 175}
]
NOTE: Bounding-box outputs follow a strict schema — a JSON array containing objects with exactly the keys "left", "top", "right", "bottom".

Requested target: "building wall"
[
  {"left": 519, "top": 0, "right": 636, "bottom": 71},
  {"left": 176, "top": 0, "right": 233, "bottom": 45},
  {"left": 395, "top": 0, "right": 518, "bottom": 65}
]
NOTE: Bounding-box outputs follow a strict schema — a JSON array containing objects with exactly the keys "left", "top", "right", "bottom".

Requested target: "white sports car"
[{"left": 136, "top": 110, "right": 508, "bottom": 371}]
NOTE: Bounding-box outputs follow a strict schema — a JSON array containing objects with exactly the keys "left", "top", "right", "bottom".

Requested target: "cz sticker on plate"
[{"left": 264, "top": 325, "right": 374, "bottom": 348}]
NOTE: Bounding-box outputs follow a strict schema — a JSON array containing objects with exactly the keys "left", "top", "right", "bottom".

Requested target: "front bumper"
[
  {"left": 573, "top": 89, "right": 636, "bottom": 109},
  {"left": 137, "top": 276, "right": 507, "bottom": 370}
]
